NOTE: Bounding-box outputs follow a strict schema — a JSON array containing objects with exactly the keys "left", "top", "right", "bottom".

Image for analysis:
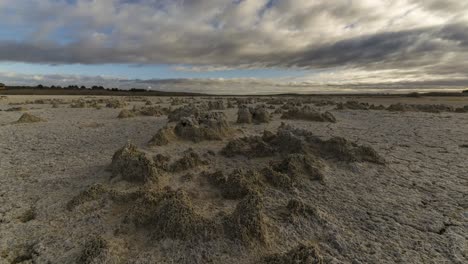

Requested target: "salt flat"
[{"left": 0, "top": 95, "right": 467, "bottom": 263}]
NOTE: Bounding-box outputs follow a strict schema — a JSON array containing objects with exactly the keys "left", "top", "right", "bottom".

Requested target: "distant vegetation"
[{"left": 0, "top": 84, "right": 205, "bottom": 96}]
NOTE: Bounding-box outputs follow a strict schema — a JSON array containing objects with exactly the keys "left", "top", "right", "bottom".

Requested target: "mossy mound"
[
  {"left": 129, "top": 190, "right": 218, "bottom": 241},
  {"left": 236, "top": 105, "right": 271, "bottom": 124},
  {"left": 5, "top": 107, "right": 27, "bottom": 111},
  {"left": 170, "top": 149, "right": 208, "bottom": 172},
  {"left": 148, "top": 126, "right": 176, "bottom": 146},
  {"left": 221, "top": 124, "right": 385, "bottom": 164},
  {"left": 237, "top": 105, "right": 253, "bottom": 124},
  {"left": 174, "top": 112, "right": 231, "bottom": 142},
  {"left": 152, "top": 153, "right": 171, "bottom": 171},
  {"left": 67, "top": 184, "right": 107, "bottom": 211},
  {"left": 221, "top": 135, "right": 274, "bottom": 158},
  {"left": 205, "top": 169, "right": 262, "bottom": 199},
  {"left": 387, "top": 103, "right": 454, "bottom": 113},
  {"left": 167, "top": 105, "right": 202, "bottom": 122},
  {"left": 281, "top": 107, "right": 336, "bottom": 123},
  {"left": 318, "top": 137, "right": 385, "bottom": 164},
  {"left": 336, "top": 101, "right": 369, "bottom": 110},
  {"left": 286, "top": 199, "right": 329, "bottom": 225},
  {"left": 117, "top": 109, "right": 136, "bottom": 118},
  {"left": 224, "top": 194, "right": 268, "bottom": 245},
  {"left": 251, "top": 105, "right": 271, "bottom": 123},
  {"left": 264, "top": 243, "right": 323, "bottom": 264},
  {"left": 110, "top": 143, "right": 160, "bottom": 183},
  {"left": 272, "top": 154, "right": 324, "bottom": 182},
  {"left": 261, "top": 167, "right": 294, "bottom": 190},
  {"left": 208, "top": 100, "right": 225, "bottom": 110},
  {"left": 105, "top": 99, "right": 127, "bottom": 109},
  {"left": 78, "top": 236, "right": 109, "bottom": 264},
  {"left": 15, "top": 113, "right": 45, "bottom": 123},
  {"left": 137, "top": 106, "right": 166, "bottom": 116}
]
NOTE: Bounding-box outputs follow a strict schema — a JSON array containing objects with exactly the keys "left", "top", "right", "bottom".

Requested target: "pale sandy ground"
[{"left": 0, "top": 95, "right": 467, "bottom": 263}]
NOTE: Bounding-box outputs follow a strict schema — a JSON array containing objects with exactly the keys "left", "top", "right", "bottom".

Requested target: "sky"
[{"left": 0, "top": 0, "right": 468, "bottom": 94}]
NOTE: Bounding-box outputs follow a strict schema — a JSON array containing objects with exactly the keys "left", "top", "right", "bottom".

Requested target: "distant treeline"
[
  {"left": 0, "top": 84, "right": 205, "bottom": 96},
  {"left": 0, "top": 83, "right": 467, "bottom": 97}
]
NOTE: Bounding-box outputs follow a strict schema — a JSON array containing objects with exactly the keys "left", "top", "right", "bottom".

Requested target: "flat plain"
[{"left": 0, "top": 95, "right": 467, "bottom": 263}]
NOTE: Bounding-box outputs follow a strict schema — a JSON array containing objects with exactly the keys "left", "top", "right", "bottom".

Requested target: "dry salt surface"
[{"left": 0, "top": 95, "right": 467, "bottom": 264}]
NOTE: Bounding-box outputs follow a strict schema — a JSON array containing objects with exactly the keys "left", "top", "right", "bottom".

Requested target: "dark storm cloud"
[{"left": 1, "top": 0, "right": 468, "bottom": 88}]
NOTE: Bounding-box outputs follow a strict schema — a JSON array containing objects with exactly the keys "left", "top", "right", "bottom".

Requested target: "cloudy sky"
[{"left": 1, "top": 0, "right": 467, "bottom": 94}]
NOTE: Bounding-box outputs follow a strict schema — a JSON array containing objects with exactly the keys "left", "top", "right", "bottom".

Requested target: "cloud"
[
  {"left": 2, "top": 70, "right": 467, "bottom": 95},
  {"left": 0, "top": 0, "right": 468, "bottom": 90}
]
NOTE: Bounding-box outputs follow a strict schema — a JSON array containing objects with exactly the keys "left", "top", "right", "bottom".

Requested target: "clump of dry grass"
[
  {"left": 15, "top": 113, "right": 45, "bottom": 123},
  {"left": 110, "top": 143, "right": 161, "bottom": 183}
]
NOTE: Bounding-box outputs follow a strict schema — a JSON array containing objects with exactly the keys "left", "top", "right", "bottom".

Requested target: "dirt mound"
[
  {"left": 15, "top": 113, "right": 45, "bottom": 123},
  {"left": 251, "top": 105, "right": 271, "bottom": 123},
  {"left": 167, "top": 105, "right": 202, "bottom": 122},
  {"left": 272, "top": 154, "right": 325, "bottom": 182},
  {"left": 152, "top": 153, "right": 171, "bottom": 170},
  {"left": 174, "top": 112, "right": 232, "bottom": 142},
  {"left": 105, "top": 99, "right": 127, "bottom": 109},
  {"left": 281, "top": 107, "right": 336, "bottom": 122},
  {"left": 208, "top": 100, "right": 225, "bottom": 110},
  {"left": 67, "top": 184, "right": 107, "bottom": 211},
  {"left": 117, "top": 109, "right": 136, "bottom": 118},
  {"left": 455, "top": 105, "right": 468, "bottom": 113},
  {"left": 224, "top": 193, "right": 268, "bottom": 244},
  {"left": 236, "top": 105, "right": 271, "bottom": 124},
  {"left": 237, "top": 105, "right": 253, "bottom": 124},
  {"left": 148, "top": 126, "right": 176, "bottom": 146},
  {"left": 222, "top": 124, "right": 384, "bottom": 164},
  {"left": 78, "top": 236, "right": 109, "bottom": 264},
  {"left": 264, "top": 243, "right": 323, "bottom": 264},
  {"left": 129, "top": 189, "right": 218, "bottom": 241},
  {"left": 205, "top": 169, "right": 262, "bottom": 199},
  {"left": 261, "top": 167, "right": 294, "bottom": 190},
  {"left": 318, "top": 137, "right": 385, "bottom": 164},
  {"left": 110, "top": 143, "right": 160, "bottom": 183},
  {"left": 387, "top": 103, "right": 454, "bottom": 113},
  {"left": 221, "top": 134, "right": 274, "bottom": 158},
  {"left": 170, "top": 149, "right": 208, "bottom": 172},
  {"left": 137, "top": 106, "right": 167, "bottom": 116},
  {"left": 286, "top": 199, "right": 330, "bottom": 225},
  {"left": 336, "top": 101, "right": 369, "bottom": 110},
  {"left": 5, "top": 107, "right": 27, "bottom": 111}
]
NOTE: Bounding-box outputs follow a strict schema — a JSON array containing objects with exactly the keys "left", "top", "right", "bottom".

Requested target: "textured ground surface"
[{"left": 0, "top": 95, "right": 467, "bottom": 264}]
